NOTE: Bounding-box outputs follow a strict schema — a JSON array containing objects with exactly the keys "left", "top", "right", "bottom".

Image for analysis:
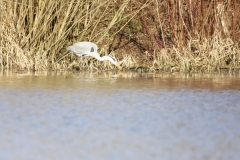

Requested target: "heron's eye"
[{"left": 90, "top": 47, "right": 94, "bottom": 52}]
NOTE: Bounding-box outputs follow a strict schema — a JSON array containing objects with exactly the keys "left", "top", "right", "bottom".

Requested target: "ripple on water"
[{"left": 0, "top": 72, "right": 239, "bottom": 160}]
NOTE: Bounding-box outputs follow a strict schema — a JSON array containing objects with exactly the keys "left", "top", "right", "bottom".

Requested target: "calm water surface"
[{"left": 0, "top": 71, "right": 239, "bottom": 160}]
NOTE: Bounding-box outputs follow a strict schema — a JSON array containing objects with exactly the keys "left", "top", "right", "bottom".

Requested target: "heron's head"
[{"left": 109, "top": 57, "right": 122, "bottom": 70}]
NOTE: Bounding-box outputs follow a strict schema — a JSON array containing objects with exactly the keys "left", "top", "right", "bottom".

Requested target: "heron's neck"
[
  {"left": 93, "top": 54, "right": 116, "bottom": 65},
  {"left": 96, "top": 55, "right": 112, "bottom": 62}
]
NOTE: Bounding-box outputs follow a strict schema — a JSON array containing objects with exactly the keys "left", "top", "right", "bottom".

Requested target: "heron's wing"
[{"left": 67, "top": 42, "right": 98, "bottom": 56}]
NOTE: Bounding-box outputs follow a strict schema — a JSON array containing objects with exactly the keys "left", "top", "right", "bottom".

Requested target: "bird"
[{"left": 67, "top": 41, "right": 122, "bottom": 70}]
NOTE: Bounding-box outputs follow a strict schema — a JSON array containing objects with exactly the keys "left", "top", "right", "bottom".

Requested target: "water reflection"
[
  {"left": 0, "top": 71, "right": 239, "bottom": 160},
  {"left": 0, "top": 71, "right": 239, "bottom": 90}
]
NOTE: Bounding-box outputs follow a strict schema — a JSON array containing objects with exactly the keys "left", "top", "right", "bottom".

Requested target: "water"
[{"left": 0, "top": 71, "right": 239, "bottom": 160}]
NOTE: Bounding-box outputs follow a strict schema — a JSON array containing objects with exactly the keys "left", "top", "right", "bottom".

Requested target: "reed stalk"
[{"left": 0, "top": 0, "right": 239, "bottom": 72}]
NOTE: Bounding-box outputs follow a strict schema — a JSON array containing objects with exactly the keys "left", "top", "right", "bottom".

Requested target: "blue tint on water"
[{"left": 0, "top": 72, "right": 239, "bottom": 160}]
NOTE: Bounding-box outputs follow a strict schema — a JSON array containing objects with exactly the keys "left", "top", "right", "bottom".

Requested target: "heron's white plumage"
[
  {"left": 67, "top": 41, "right": 122, "bottom": 70},
  {"left": 67, "top": 42, "right": 98, "bottom": 56}
]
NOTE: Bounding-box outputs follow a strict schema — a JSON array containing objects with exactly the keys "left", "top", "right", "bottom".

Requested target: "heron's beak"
[{"left": 116, "top": 63, "right": 122, "bottom": 70}]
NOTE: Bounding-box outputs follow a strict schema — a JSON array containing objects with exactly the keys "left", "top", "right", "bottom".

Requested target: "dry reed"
[
  {"left": 0, "top": 0, "right": 239, "bottom": 72},
  {"left": 112, "top": 0, "right": 240, "bottom": 73},
  {"left": 0, "top": 0, "right": 144, "bottom": 71}
]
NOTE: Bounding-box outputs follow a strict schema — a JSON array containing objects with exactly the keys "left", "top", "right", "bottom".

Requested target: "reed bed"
[{"left": 0, "top": 0, "right": 239, "bottom": 72}]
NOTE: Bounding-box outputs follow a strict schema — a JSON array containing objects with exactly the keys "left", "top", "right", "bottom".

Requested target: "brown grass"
[
  {"left": 111, "top": 0, "right": 240, "bottom": 73},
  {"left": 0, "top": 0, "right": 239, "bottom": 73},
  {"left": 0, "top": 0, "right": 144, "bottom": 71}
]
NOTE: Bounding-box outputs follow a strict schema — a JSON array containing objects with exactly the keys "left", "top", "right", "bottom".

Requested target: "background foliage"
[{"left": 0, "top": 0, "right": 239, "bottom": 72}]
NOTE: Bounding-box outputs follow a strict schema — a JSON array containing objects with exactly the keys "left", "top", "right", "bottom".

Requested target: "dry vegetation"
[{"left": 0, "top": 0, "right": 239, "bottom": 73}]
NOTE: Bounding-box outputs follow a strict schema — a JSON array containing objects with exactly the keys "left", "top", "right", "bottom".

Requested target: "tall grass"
[
  {"left": 0, "top": 0, "right": 143, "bottom": 71},
  {"left": 0, "top": 0, "right": 239, "bottom": 72},
  {"left": 112, "top": 0, "right": 240, "bottom": 72}
]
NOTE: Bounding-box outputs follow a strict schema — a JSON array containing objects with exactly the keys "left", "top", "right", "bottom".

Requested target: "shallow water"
[{"left": 0, "top": 71, "right": 239, "bottom": 160}]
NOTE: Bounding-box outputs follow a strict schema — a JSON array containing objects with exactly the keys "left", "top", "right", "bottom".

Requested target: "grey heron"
[{"left": 67, "top": 42, "right": 122, "bottom": 70}]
